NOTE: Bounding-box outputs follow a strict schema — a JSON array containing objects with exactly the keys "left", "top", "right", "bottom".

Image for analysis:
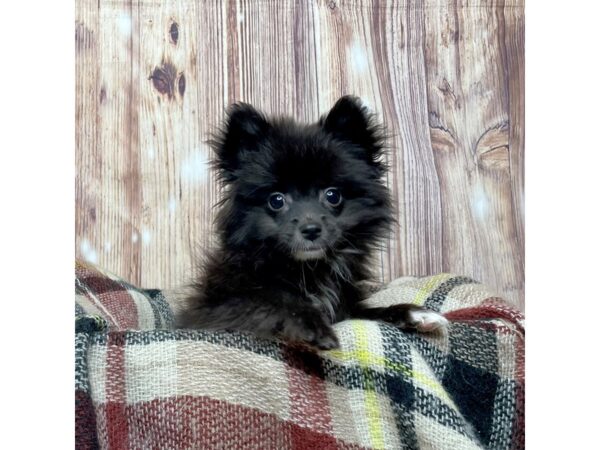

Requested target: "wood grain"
[{"left": 75, "top": 0, "right": 525, "bottom": 308}]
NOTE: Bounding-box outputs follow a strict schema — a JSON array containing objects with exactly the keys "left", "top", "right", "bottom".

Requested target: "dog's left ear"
[
  {"left": 212, "top": 102, "right": 271, "bottom": 181},
  {"left": 320, "top": 96, "right": 384, "bottom": 170}
]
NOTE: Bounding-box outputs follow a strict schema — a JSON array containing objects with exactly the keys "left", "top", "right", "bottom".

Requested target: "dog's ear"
[
  {"left": 321, "top": 96, "right": 385, "bottom": 170},
  {"left": 212, "top": 103, "right": 271, "bottom": 180}
]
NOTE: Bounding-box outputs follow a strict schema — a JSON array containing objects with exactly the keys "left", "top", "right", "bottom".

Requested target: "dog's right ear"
[
  {"left": 211, "top": 103, "right": 270, "bottom": 181},
  {"left": 320, "top": 96, "right": 385, "bottom": 174}
]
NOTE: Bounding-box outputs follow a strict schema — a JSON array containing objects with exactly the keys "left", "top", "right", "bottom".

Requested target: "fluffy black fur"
[{"left": 179, "top": 96, "right": 432, "bottom": 349}]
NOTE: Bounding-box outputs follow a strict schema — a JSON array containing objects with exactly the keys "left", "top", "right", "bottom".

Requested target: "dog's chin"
[{"left": 293, "top": 248, "right": 327, "bottom": 261}]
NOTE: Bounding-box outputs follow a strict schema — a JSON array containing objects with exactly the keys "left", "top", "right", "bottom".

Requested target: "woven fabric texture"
[{"left": 75, "top": 261, "right": 524, "bottom": 450}]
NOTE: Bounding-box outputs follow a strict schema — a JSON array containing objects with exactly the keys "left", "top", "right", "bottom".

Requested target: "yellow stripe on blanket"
[
  {"left": 353, "top": 321, "right": 385, "bottom": 449},
  {"left": 411, "top": 273, "right": 452, "bottom": 306}
]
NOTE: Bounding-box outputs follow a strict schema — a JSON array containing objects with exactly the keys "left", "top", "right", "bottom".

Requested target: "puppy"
[{"left": 179, "top": 96, "right": 447, "bottom": 349}]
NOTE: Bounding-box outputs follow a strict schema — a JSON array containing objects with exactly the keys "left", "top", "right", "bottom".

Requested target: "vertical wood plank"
[
  {"left": 503, "top": 3, "right": 525, "bottom": 306},
  {"left": 386, "top": 2, "right": 446, "bottom": 280},
  {"left": 100, "top": 0, "right": 141, "bottom": 284},
  {"left": 76, "top": 0, "right": 100, "bottom": 267},
  {"left": 77, "top": 0, "right": 143, "bottom": 284}
]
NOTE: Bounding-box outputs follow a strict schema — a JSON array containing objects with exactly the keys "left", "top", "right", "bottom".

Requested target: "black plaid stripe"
[
  {"left": 487, "top": 379, "right": 517, "bottom": 450},
  {"left": 322, "top": 361, "right": 391, "bottom": 394},
  {"left": 443, "top": 354, "right": 500, "bottom": 446},
  {"left": 412, "top": 387, "right": 478, "bottom": 437},
  {"left": 75, "top": 302, "right": 86, "bottom": 318},
  {"left": 88, "top": 329, "right": 283, "bottom": 359},
  {"left": 75, "top": 277, "right": 88, "bottom": 296},
  {"left": 112, "top": 282, "right": 175, "bottom": 329},
  {"left": 449, "top": 323, "right": 499, "bottom": 374},
  {"left": 75, "top": 315, "right": 108, "bottom": 333},
  {"left": 388, "top": 403, "right": 418, "bottom": 450},
  {"left": 406, "top": 333, "right": 449, "bottom": 381},
  {"left": 75, "top": 333, "right": 90, "bottom": 392},
  {"left": 139, "top": 289, "right": 175, "bottom": 329},
  {"left": 380, "top": 325, "right": 481, "bottom": 443},
  {"left": 423, "top": 276, "right": 478, "bottom": 311},
  {"left": 379, "top": 325, "right": 419, "bottom": 449}
]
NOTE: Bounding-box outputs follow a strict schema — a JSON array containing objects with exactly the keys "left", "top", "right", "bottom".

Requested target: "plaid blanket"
[{"left": 75, "top": 261, "right": 524, "bottom": 450}]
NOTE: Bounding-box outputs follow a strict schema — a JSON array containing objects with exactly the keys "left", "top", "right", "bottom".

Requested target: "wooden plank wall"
[{"left": 75, "top": 0, "right": 525, "bottom": 308}]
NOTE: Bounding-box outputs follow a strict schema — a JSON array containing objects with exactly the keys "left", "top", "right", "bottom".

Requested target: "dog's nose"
[{"left": 300, "top": 223, "right": 322, "bottom": 241}]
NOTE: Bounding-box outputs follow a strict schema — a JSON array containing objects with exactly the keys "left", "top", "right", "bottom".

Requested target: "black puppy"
[{"left": 180, "top": 96, "right": 447, "bottom": 349}]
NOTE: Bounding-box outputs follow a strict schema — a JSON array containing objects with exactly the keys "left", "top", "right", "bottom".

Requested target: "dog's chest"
[{"left": 298, "top": 270, "right": 346, "bottom": 324}]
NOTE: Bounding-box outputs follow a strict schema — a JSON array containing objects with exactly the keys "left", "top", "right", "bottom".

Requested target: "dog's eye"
[
  {"left": 324, "top": 188, "right": 342, "bottom": 206},
  {"left": 268, "top": 192, "right": 286, "bottom": 211}
]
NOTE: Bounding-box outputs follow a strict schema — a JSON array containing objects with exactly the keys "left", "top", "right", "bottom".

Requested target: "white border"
[
  {"left": 2, "top": 0, "right": 600, "bottom": 447},
  {"left": 0, "top": 1, "right": 74, "bottom": 448},
  {"left": 527, "top": 0, "right": 600, "bottom": 447}
]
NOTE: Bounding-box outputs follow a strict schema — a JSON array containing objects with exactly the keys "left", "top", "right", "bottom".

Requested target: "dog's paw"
[
  {"left": 281, "top": 311, "right": 340, "bottom": 350},
  {"left": 363, "top": 304, "right": 447, "bottom": 333},
  {"left": 406, "top": 309, "right": 448, "bottom": 332},
  {"left": 309, "top": 328, "right": 340, "bottom": 350}
]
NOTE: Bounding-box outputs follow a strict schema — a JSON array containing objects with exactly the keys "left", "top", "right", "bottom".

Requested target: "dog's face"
[{"left": 213, "top": 96, "right": 392, "bottom": 262}]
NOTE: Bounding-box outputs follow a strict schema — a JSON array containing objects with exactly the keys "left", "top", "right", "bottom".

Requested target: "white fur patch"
[{"left": 409, "top": 310, "right": 449, "bottom": 332}]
